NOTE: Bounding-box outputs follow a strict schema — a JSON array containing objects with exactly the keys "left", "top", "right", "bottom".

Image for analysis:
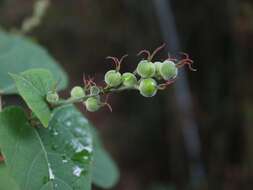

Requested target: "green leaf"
[
  {"left": 0, "top": 30, "right": 68, "bottom": 94},
  {"left": 0, "top": 106, "right": 93, "bottom": 190},
  {"left": 91, "top": 128, "right": 120, "bottom": 189},
  {"left": 10, "top": 69, "right": 55, "bottom": 127},
  {"left": 0, "top": 164, "right": 20, "bottom": 190},
  {"left": 0, "top": 106, "right": 52, "bottom": 190},
  {"left": 38, "top": 105, "right": 93, "bottom": 190}
]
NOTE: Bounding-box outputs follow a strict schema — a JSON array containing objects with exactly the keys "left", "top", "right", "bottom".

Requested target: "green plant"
[
  {"left": 158, "top": 60, "right": 178, "bottom": 80},
  {"left": 84, "top": 97, "right": 102, "bottom": 112},
  {"left": 122, "top": 72, "right": 138, "bottom": 87},
  {"left": 0, "top": 29, "right": 120, "bottom": 190},
  {"left": 0, "top": 28, "right": 195, "bottom": 189},
  {"left": 46, "top": 91, "right": 60, "bottom": 103},
  {"left": 104, "top": 70, "right": 122, "bottom": 87},
  {"left": 70, "top": 86, "right": 86, "bottom": 99},
  {"left": 139, "top": 78, "right": 158, "bottom": 97},
  {"left": 0, "top": 2, "right": 196, "bottom": 189},
  {"left": 136, "top": 60, "right": 156, "bottom": 78}
]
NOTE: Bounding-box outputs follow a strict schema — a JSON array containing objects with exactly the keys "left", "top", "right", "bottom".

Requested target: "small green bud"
[
  {"left": 70, "top": 86, "right": 85, "bottom": 98},
  {"left": 139, "top": 78, "right": 158, "bottom": 97},
  {"left": 84, "top": 97, "right": 101, "bottom": 112},
  {"left": 90, "top": 86, "right": 101, "bottom": 100},
  {"left": 104, "top": 70, "right": 122, "bottom": 87},
  {"left": 154, "top": 61, "right": 163, "bottom": 80},
  {"left": 136, "top": 60, "right": 156, "bottom": 78},
  {"left": 90, "top": 86, "right": 100, "bottom": 96},
  {"left": 46, "top": 91, "right": 59, "bottom": 103},
  {"left": 122, "top": 72, "right": 138, "bottom": 88},
  {"left": 159, "top": 60, "right": 178, "bottom": 80}
]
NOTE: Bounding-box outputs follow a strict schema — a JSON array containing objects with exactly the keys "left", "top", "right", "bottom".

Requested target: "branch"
[
  {"left": 51, "top": 86, "right": 137, "bottom": 107},
  {"left": 20, "top": 0, "right": 50, "bottom": 34}
]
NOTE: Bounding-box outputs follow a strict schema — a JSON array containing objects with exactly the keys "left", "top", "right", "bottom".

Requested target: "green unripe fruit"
[
  {"left": 90, "top": 86, "right": 100, "bottom": 96},
  {"left": 136, "top": 60, "right": 156, "bottom": 78},
  {"left": 154, "top": 61, "right": 163, "bottom": 80},
  {"left": 84, "top": 97, "right": 101, "bottom": 112},
  {"left": 159, "top": 60, "right": 178, "bottom": 80},
  {"left": 46, "top": 91, "right": 59, "bottom": 103},
  {"left": 139, "top": 78, "right": 158, "bottom": 98},
  {"left": 70, "top": 86, "right": 85, "bottom": 98},
  {"left": 122, "top": 72, "right": 138, "bottom": 88},
  {"left": 90, "top": 86, "right": 100, "bottom": 100},
  {"left": 104, "top": 70, "right": 122, "bottom": 87}
]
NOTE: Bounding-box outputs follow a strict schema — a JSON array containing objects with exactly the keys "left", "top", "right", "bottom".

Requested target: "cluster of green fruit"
[
  {"left": 46, "top": 44, "right": 195, "bottom": 112},
  {"left": 105, "top": 58, "right": 178, "bottom": 97}
]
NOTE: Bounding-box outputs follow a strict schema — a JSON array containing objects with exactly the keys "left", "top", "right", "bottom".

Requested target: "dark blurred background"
[{"left": 1, "top": 0, "right": 253, "bottom": 189}]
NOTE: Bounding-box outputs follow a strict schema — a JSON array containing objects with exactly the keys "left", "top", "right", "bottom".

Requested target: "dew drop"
[
  {"left": 53, "top": 131, "right": 59, "bottom": 136},
  {"left": 66, "top": 121, "right": 71, "bottom": 127},
  {"left": 72, "top": 127, "right": 87, "bottom": 137},
  {"left": 48, "top": 164, "right": 55, "bottom": 180},
  {"left": 50, "top": 128, "right": 59, "bottom": 136},
  {"left": 84, "top": 146, "right": 92, "bottom": 153},
  {"left": 72, "top": 166, "right": 84, "bottom": 177},
  {"left": 70, "top": 139, "right": 89, "bottom": 153}
]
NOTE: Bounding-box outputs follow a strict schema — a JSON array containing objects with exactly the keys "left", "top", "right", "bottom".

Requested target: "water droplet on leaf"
[
  {"left": 72, "top": 166, "right": 84, "bottom": 177},
  {"left": 48, "top": 164, "right": 55, "bottom": 180}
]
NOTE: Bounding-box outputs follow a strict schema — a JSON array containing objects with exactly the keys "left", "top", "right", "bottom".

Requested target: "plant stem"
[
  {"left": 52, "top": 86, "right": 137, "bottom": 106},
  {"left": 20, "top": 0, "right": 50, "bottom": 34}
]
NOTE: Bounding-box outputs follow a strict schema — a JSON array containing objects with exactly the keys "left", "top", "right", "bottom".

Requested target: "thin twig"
[
  {"left": 51, "top": 86, "right": 137, "bottom": 106},
  {"left": 20, "top": 0, "right": 50, "bottom": 34}
]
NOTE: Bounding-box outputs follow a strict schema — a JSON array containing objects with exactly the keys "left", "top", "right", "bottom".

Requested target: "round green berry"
[
  {"left": 70, "top": 86, "right": 85, "bottom": 98},
  {"left": 136, "top": 60, "right": 156, "bottom": 78},
  {"left": 139, "top": 78, "right": 158, "bottom": 97},
  {"left": 84, "top": 97, "right": 101, "bottom": 112},
  {"left": 90, "top": 86, "right": 100, "bottom": 96},
  {"left": 154, "top": 61, "right": 163, "bottom": 80},
  {"left": 46, "top": 91, "right": 59, "bottom": 103},
  {"left": 122, "top": 72, "right": 137, "bottom": 88},
  {"left": 159, "top": 60, "right": 178, "bottom": 80},
  {"left": 104, "top": 70, "right": 122, "bottom": 87}
]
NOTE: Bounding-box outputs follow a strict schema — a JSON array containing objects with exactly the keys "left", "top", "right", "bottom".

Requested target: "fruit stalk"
[{"left": 51, "top": 85, "right": 138, "bottom": 106}]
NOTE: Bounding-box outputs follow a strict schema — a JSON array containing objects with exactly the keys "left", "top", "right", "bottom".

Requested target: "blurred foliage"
[
  {"left": 0, "top": 30, "right": 68, "bottom": 94},
  {"left": 1, "top": 0, "right": 253, "bottom": 189},
  {"left": 149, "top": 183, "right": 176, "bottom": 190}
]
